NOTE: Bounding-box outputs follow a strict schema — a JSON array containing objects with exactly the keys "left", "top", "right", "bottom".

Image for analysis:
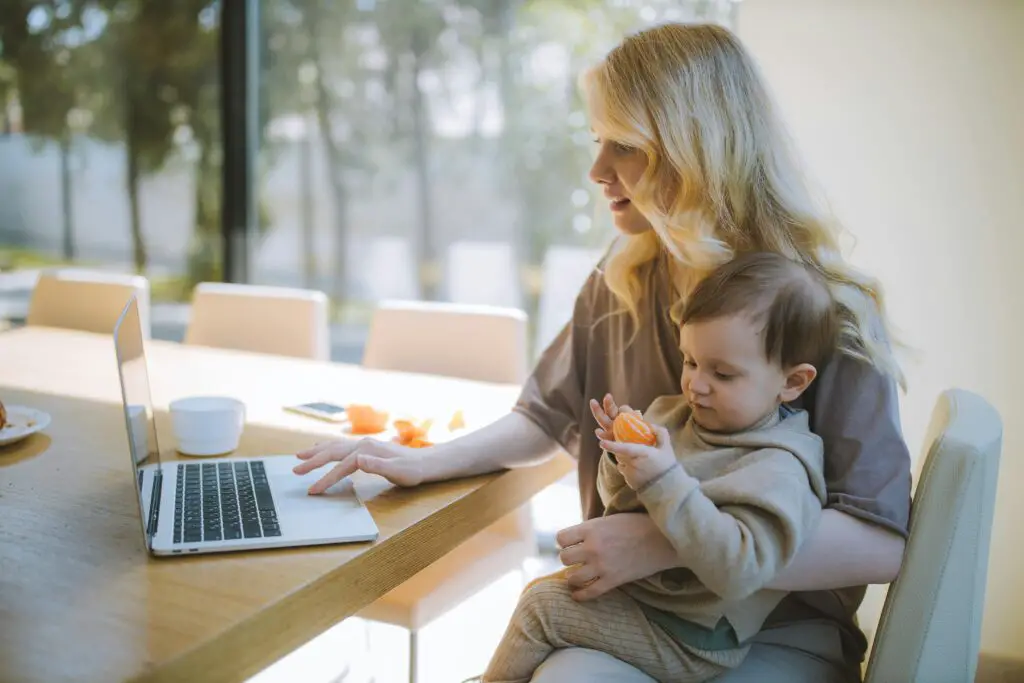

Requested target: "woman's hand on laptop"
[{"left": 293, "top": 438, "right": 425, "bottom": 493}]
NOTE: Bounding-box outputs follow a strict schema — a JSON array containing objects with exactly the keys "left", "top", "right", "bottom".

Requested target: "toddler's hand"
[
  {"left": 600, "top": 424, "right": 676, "bottom": 491},
  {"left": 589, "top": 394, "right": 638, "bottom": 443}
]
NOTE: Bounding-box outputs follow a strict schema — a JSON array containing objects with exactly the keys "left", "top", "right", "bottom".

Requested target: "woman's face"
[{"left": 588, "top": 136, "right": 653, "bottom": 236}]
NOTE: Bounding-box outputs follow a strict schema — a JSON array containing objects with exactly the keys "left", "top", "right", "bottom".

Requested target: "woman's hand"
[
  {"left": 293, "top": 413, "right": 562, "bottom": 494},
  {"left": 555, "top": 513, "right": 679, "bottom": 601},
  {"left": 293, "top": 438, "right": 428, "bottom": 493}
]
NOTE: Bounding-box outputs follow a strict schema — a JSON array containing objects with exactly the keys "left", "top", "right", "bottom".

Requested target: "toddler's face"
[{"left": 679, "top": 314, "right": 801, "bottom": 433}]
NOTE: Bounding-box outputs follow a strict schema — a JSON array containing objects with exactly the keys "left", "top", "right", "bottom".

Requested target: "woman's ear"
[{"left": 779, "top": 363, "right": 817, "bottom": 402}]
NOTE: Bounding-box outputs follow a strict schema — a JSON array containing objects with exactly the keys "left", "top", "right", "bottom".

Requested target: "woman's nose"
[{"left": 588, "top": 149, "right": 614, "bottom": 186}]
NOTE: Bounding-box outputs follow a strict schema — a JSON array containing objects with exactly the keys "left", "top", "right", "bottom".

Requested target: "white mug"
[{"left": 169, "top": 396, "right": 246, "bottom": 457}]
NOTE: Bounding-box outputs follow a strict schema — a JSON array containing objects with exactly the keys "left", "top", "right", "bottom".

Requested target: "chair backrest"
[
  {"left": 362, "top": 299, "right": 528, "bottom": 385},
  {"left": 184, "top": 282, "right": 330, "bottom": 360},
  {"left": 27, "top": 268, "right": 151, "bottom": 337},
  {"left": 865, "top": 388, "right": 1003, "bottom": 683}
]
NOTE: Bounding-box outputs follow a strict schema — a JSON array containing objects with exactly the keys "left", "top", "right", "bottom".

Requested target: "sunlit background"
[{"left": 0, "top": 0, "right": 736, "bottom": 361}]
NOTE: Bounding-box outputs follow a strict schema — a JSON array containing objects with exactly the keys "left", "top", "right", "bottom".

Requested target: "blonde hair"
[{"left": 581, "top": 23, "right": 904, "bottom": 387}]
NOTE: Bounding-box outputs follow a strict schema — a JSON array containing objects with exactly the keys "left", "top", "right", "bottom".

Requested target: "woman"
[{"left": 294, "top": 23, "right": 911, "bottom": 683}]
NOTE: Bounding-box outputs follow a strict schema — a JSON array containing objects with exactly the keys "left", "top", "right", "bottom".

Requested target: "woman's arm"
[
  {"left": 294, "top": 411, "right": 561, "bottom": 492},
  {"left": 766, "top": 508, "right": 905, "bottom": 590},
  {"left": 424, "top": 411, "right": 561, "bottom": 479},
  {"left": 556, "top": 507, "right": 904, "bottom": 601}
]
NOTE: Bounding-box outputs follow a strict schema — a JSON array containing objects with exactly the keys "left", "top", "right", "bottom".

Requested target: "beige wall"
[{"left": 739, "top": 0, "right": 1024, "bottom": 659}]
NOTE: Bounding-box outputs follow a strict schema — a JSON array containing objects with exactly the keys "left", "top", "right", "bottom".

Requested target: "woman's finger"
[
  {"left": 564, "top": 562, "right": 600, "bottom": 591},
  {"left": 571, "top": 575, "right": 614, "bottom": 602},
  {"left": 292, "top": 449, "right": 336, "bottom": 474},
  {"left": 294, "top": 439, "right": 356, "bottom": 468},
  {"left": 293, "top": 437, "right": 368, "bottom": 473},
  {"left": 555, "top": 521, "right": 587, "bottom": 549},
  {"left": 306, "top": 456, "right": 358, "bottom": 494},
  {"left": 296, "top": 440, "right": 334, "bottom": 460},
  {"left": 558, "top": 542, "right": 588, "bottom": 567}
]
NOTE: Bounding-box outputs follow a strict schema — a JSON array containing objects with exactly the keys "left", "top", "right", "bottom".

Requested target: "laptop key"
[{"left": 253, "top": 478, "right": 276, "bottom": 512}]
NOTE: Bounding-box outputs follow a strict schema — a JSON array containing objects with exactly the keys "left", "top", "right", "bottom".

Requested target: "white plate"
[{"left": 0, "top": 406, "right": 52, "bottom": 447}]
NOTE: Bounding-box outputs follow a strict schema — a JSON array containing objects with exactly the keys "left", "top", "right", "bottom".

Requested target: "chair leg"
[{"left": 409, "top": 629, "right": 419, "bottom": 683}]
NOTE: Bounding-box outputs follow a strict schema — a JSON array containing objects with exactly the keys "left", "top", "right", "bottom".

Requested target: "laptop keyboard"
[{"left": 173, "top": 461, "right": 281, "bottom": 544}]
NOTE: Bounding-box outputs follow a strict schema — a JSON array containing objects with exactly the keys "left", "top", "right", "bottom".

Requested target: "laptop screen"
[{"left": 113, "top": 295, "right": 163, "bottom": 551}]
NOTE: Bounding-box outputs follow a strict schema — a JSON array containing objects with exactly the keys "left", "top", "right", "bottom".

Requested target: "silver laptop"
[{"left": 113, "top": 295, "right": 378, "bottom": 556}]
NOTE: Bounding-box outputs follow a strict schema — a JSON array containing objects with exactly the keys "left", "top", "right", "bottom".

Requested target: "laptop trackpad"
[{"left": 264, "top": 456, "right": 376, "bottom": 538}]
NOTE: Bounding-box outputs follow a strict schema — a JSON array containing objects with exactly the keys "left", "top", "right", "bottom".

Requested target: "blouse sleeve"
[
  {"left": 805, "top": 351, "right": 912, "bottom": 537},
  {"left": 511, "top": 269, "right": 603, "bottom": 458}
]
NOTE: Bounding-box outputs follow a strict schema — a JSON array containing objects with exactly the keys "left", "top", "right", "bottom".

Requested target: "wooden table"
[{"left": 0, "top": 327, "right": 573, "bottom": 683}]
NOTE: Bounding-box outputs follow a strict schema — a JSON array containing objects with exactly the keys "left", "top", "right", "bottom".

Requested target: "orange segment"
[
  {"left": 346, "top": 404, "right": 389, "bottom": 434},
  {"left": 393, "top": 419, "right": 421, "bottom": 442},
  {"left": 448, "top": 409, "right": 466, "bottom": 432},
  {"left": 612, "top": 412, "right": 656, "bottom": 446},
  {"left": 392, "top": 418, "right": 432, "bottom": 447}
]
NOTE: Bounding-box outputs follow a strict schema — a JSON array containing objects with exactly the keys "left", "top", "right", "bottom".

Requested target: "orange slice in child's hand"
[
  {"left": 347, "top": 404, "right": 389, "bottom": 434},
  {"left": 612, "top": 412, "right": 657, "bottom": 446},
  {"left": 406, "top": 436, "right": 433, "bottom": 449}
]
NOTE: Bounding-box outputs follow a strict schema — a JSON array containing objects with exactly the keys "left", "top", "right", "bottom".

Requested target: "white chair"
[
  {"left": 864, "top": 388, "right": 1003, "bottom": 683},
  {"left": 27, "top": 268, "right": 151, "bottom": 337},
  {"left": 359, "top": 298, "right": 535, "bottom": 683},
  {"left": 184, "top": 282, "right": 330, "bottom": 360},
  {"left": 363, "top": 299, "right": 528, "bottom": 385}
]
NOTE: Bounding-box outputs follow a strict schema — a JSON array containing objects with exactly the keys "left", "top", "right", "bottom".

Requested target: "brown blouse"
[{"left": 513, "top": 251, "right": 912, "bottom": 659}]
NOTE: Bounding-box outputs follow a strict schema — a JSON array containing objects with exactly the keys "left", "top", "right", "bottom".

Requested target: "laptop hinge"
[{"left": 147, "top": 469, "right": 163, "bottom": 538}]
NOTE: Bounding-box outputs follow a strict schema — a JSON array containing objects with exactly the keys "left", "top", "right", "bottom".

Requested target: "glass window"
[
  {"left": 0, "top": 3, "right": 222, "bottom": 339},
  {"left": 256, "top": 0, "right": 738, "bottom": 363}
]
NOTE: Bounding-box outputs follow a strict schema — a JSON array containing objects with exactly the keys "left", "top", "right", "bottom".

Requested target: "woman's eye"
[{"left": 593, "top": 136, "right": 634, "bottom": 154}]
